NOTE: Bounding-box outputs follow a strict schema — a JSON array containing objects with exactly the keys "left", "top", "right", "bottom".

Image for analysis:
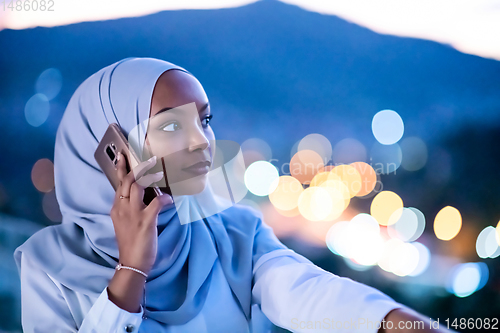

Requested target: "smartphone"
[{"left": 94, "top": 123, "right": 163, "bottom": 198}]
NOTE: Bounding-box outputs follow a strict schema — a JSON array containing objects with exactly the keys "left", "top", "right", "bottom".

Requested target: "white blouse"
[{"left": 19, "top": 248, "right": 404, "bottom": 333}]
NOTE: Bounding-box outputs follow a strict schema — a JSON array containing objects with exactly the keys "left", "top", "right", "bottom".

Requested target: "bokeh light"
[
  {"left": 343, "top": 257, "right": 372, "bottom": 271},
  {"left": 407, "top": 207, "right": 426, "bottom": 242},
  {"left": 377, "top": 238, "right": 421, "bottom": 276},
  {"left": 476, "top": 226, "right": 500, "bottom": 259},
  {"left": 326, "top": 220, "right": 350, "bottom": 256},
  {"left": 370, "top": 191, "right": 404, "bottom": 226},
  {"left": 309, "top": 170, "right": 340, "bottom": 187},
  {"left": 269, "top": 176, "right": 303, "bottom": 211},
  {"left": 31, "top": 158, "right": 55, "bottom": 193},
  {"left": 387, "top": 207, "right": 422, "bottom": 242},
  {"left": 42, "top": 189, "right": 62, "bottom": 223},
  {"left": 332, "top": 138, "right": 367, "bottom": 164},
  {"left": 372, "top": 109, "right": 404, "bottom": 145},
  {"left": 244, "top": 161, "right": 279, "bottom": 196},
  {"left": 378, "top": 238, "right": 404, "bottom": 273},
  {"left": 25, "top": 93, "right": 50, "bottom": 127},
  {"left": 35, "top": 68, "right": 63, "bottom": 100},
  {"left": 434, "top": 206, "right": 462, "bottom": 241},
  {"left": 447, "top": 262, "right": 488, "bottom": 298},
  {"left": 370, "top": 142, "right": 402, "bottom": 174},
  {"left": 318, "top": 180, "right": 350, "bottom": 220},
  {"left": 408, "top": 242, "right": 431, "bottom": 276},
  {"left": 320, "top": 180, "right": 350, "bottom": 209},
  {"left": 331, "top": 164, "right": 362, "bottom": 197},
  {"left": 298, "top": 186, "right": 332, "bottom": 221},
  {"left": 400, "top": 136, "right": 428, "bottom": 171},
  {"left": 326, "top": 214, "right": 384, "bottom": 266},
  {"left": 290, "top": 149, "right": 324, "bottom": 184},
  {"left": 317, "top": 165, "right": 336, "bottom": 173},
  {"left": 391, "top": 242, "right": 419, "bottom": 276},
  {"left": 350, "top": 162, "right": 377, "bottom": 197},
  {"left": 347, "top": 214, "right": 384, "bottom": 266},
  {"left": 298, "top": 133, "right": 332, "bottom": 164}
]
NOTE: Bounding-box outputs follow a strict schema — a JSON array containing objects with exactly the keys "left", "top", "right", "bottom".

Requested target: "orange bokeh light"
[
  {"left": 350, "top": 161, "right": 377, "bottom": 197},
  {"left": 290, "top": 150, "right": 324, "bottom": 184}
]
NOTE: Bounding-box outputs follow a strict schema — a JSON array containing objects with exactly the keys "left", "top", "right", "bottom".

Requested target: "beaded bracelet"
[{"left": 115, "top": 263, "right": 148, "bottom": 278}]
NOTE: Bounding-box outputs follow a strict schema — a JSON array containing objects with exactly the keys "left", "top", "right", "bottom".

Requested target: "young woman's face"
[{"left": 144, "top": 69, "right": 214, "bottom": 196}]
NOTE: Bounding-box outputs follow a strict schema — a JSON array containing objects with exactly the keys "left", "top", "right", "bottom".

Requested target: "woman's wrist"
[
  {"left": 116, "top": 263, "right": 149, "bottom": 278},
  {"left": 107, "top": 268, "right": 146, "bottom": 313}
]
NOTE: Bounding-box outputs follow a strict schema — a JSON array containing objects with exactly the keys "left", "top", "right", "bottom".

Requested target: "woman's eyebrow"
[{"left": 156, "top": 102, "right": 210, "bottom": 115}]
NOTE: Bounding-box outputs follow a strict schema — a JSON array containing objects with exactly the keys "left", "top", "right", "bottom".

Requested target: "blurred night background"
[{"left": 1, "top": 0, "right": 500, "bottom": 331}]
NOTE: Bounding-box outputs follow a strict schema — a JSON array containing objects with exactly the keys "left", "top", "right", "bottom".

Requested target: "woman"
[{"left": 14, "top": 57, "right": 452, "bottom": 333}]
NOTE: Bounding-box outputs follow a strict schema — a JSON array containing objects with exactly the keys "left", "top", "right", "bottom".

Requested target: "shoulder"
[
  {"left": 14, "top": 224, "right": 78, "bottom": 277},
  {"left": 215, "top": 204, "right": 269, "bottom": 238},
  {"left": 16, "top": 241, "right": 66, "bottom": 298}
]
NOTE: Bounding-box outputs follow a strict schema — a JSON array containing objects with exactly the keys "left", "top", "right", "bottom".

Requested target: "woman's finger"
[
  {"left": 129, "top": 172, "right": 164, "bottom": 209},
  {"left": 136, "top": 172, "right": 164, "bottom": 187},
  {"left": 121, "top": 155, "right": 157, "bottom": 197},
  {"left": 115, "top": 152, "right": 127, "bottom": 183},
  {"left": 132, "top": 155, "right": 158, "bottom": 181},
  {"left": 114, "top": 152, "right": 128, "bottom": 200}
]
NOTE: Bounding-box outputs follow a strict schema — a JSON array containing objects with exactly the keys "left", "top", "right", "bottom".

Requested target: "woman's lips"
[{"left": 182, "top": 161, "right": 211, "bottom": 176}]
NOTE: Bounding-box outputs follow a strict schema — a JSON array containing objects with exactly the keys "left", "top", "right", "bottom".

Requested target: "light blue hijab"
[{"left": 14, "top": 57, "right": 286, "bottom": 327}]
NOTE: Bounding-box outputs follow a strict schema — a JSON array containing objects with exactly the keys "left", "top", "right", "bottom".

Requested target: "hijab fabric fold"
[{"left": 14, "top": 57, "right": 286, "bottom": 327}]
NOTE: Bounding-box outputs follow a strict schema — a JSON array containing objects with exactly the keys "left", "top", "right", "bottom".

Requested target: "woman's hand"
[{"left": 110, "top": 151, "right": 173, "bottom": 275}]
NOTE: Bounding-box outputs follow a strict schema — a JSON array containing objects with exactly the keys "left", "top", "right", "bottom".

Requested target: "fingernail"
[
  {"left": 117, "top": 152, "right": 121, "bottom": 161},
  {"left": 148, "top": 155, "right": 157, "bottom": 163}
]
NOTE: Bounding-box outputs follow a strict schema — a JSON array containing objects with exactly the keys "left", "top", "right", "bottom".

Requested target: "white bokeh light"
[
  {"left": 387, "top": 207, "right": 425, "bottom": 242},
  {"left": 391, "top": 242, "right": 419, "bottom": 276},
  {"left": 326, "top": 221, "right": 350, "bottom": 256},
  {"left": 476, "top": 226, "right": 500, "bottom": 259},
  {"left": 35, "top": 68, "right": 63, "bottom": 100},
  {"left": 25, "top": 93, "right": 50, "bottom": 127},
  {"left": 298, "top": 133, "right": 332, "bottom": 164},
  {"left": 408, "top": 242, "right": 431, "bottom": 276},
  {"left": 244, "top": 161, "right": 279, "bottom": 196},
  {"left": 372, "top": 110, "right": 404, "bottom": 145}
]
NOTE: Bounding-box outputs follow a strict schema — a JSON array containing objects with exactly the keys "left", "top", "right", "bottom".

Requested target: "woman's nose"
[{"left": 187, "top": 121, "right": 209, "bottom": 152}]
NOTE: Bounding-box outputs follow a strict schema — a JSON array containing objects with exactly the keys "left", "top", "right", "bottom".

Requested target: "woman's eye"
[
  {"left": 202, "top": 115, "right": 213, "bottom": 128},
  {"left": 161, "top": 122, "right": 180, "bottom": 132}
]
